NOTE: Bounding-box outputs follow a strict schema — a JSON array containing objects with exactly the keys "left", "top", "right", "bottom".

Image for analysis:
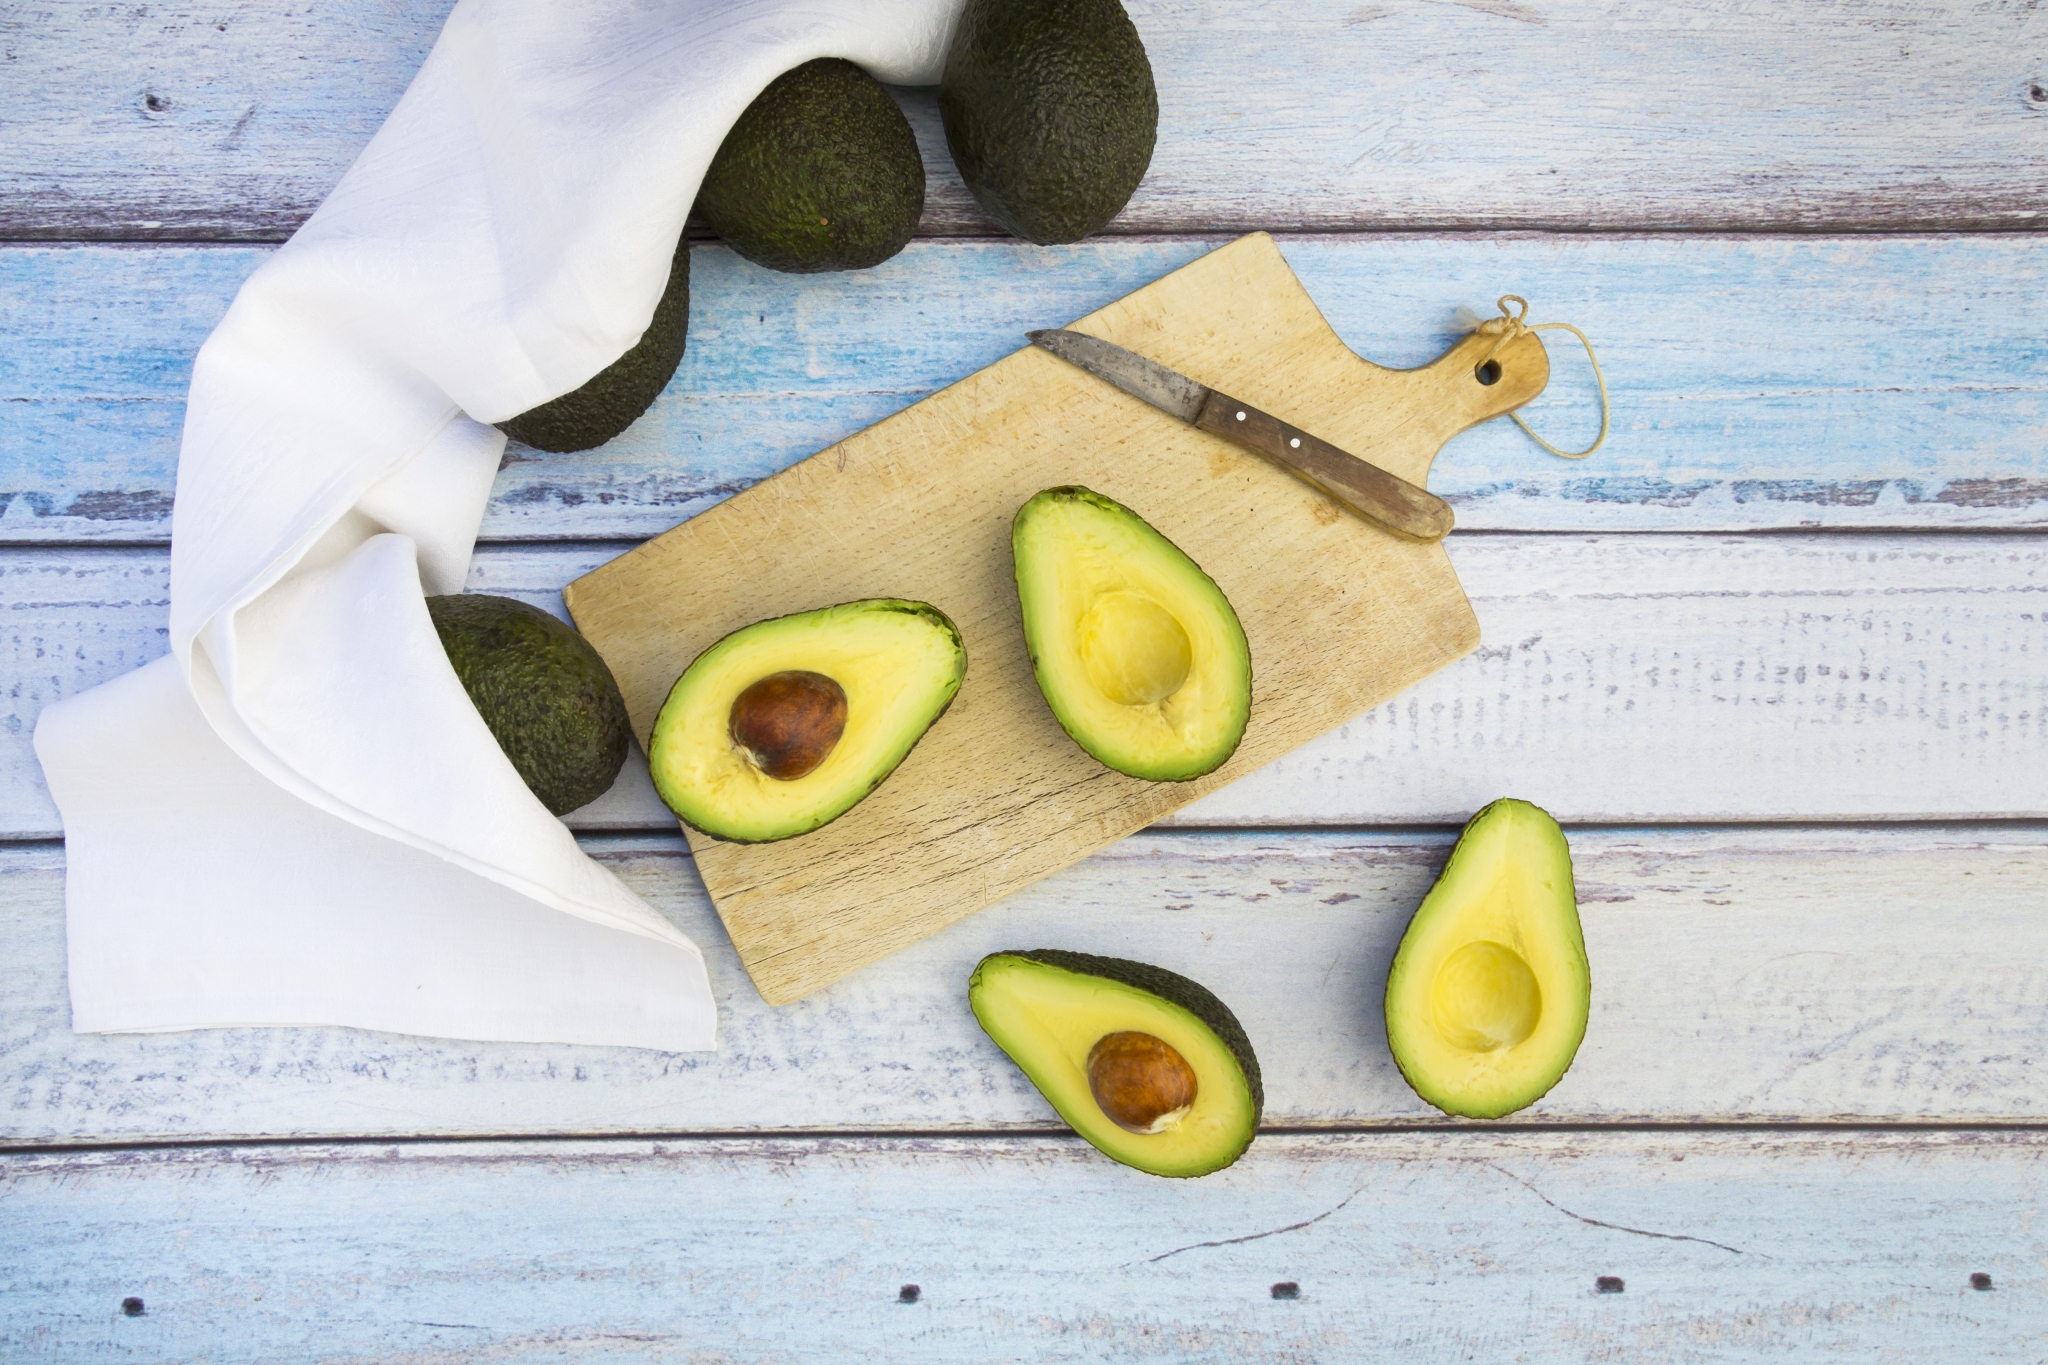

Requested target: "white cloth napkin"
[{"left": 34, "top": 0, "right": 965, "bottom": 1051}]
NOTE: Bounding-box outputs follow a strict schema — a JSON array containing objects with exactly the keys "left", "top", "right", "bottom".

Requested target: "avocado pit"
[
  {"left": 729, "top": 670, "right": 848, "bottom": 780},
  {"left": 1086, "top": 1030, "right": 1198, "bottom": 1134}
]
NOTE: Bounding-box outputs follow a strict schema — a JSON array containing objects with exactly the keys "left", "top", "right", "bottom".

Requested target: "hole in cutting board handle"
[{"left": 1474, "top": 359, "right": 1502, "bottom": 386}]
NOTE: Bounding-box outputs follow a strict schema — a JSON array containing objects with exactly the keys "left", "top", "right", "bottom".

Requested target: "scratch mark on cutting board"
[
  {"left": 1488, "top": 1164, "right": 1752, "bottom": 1256},
  {"left": 1143, "top": 1187, "right": 1364, "bottom": 1264}
]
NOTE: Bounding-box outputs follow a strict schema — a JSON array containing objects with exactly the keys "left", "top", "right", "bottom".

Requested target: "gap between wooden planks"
[{"left": 6, "top": 824, "right": 2045, "bottom": 1144}]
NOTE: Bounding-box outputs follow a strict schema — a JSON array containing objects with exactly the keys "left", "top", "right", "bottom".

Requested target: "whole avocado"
[
  {"left": 939, "top": 0, "right": 1157, "bottom": 245},
  {"left": 500, "top": 235, "right": 690, "bottom": 454},
  {"left": 697, "top": 58, "right": 925, "bottom": 273},
  {"left": 428, "top": 594, "right": 633, "bottom": 816}
]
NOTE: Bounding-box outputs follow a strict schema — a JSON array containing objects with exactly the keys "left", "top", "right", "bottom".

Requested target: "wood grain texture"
[
  {"left": 6, "top": 1, "right": 2045, "bottom": 239},
  {"left": 4, "top": 1130, "right": 2042, "bottom": 1361},
  {"left": 5, "top": 825, "right": 2046, "bottom": 1144},
  {"left": 7, "top": 2, "right": 2045, "bottom": 1341},
  {"left": 567, "top": 234, "right": 1523, "bottom": 1003},
  {"left": 6, "top": 235, "right": 2045, "bottom": 544},
  {"left": 0, "top": 0, "right": 451, "bottom": 242},
  {"left": 1175, "top": 530, "right": 2048, "bottom": 826},
  {"left": 0, "top": 531, "right": 2038, "bottom": 840}
]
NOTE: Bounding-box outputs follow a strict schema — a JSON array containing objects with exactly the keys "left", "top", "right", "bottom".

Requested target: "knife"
[{"left": 1026, "top": 329, "right": 1454, "bottom": 542}]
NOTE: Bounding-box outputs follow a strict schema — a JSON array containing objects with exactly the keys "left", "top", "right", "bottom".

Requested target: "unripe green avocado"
[
  {"left": 940, "top": 0, "right": 1157, "bottom": 245},
  {"left": 428, "top": 594, "right": 632, "bottom": 816},
  {"left": 697, "top": 58, "right": 925, "bottom": 274},
  {"left": 500, "top": 236, "right": 690, "bottom": 454}
]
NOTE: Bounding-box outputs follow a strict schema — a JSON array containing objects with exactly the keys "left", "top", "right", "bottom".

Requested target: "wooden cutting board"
[{"left": 565, "top": 232, "right": 1550, "bottom": 1005}]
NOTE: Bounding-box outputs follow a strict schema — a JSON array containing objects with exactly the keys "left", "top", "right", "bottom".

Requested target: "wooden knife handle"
[{"left": 1194, "top": 389, "right": 1454, "bottom": 541}]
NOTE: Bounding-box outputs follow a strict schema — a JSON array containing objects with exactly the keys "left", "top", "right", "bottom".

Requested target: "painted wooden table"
[{"left": 3, "top": 2, "right": 2045, "bottom": 1358}]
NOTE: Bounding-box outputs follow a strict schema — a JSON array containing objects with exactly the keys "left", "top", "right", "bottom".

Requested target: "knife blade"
[{"left": 1026, "top": 329, "right": 1454, "bottom": 542}]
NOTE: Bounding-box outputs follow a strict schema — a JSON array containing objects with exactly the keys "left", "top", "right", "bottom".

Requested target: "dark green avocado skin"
[
  {"left": 697, "top": 58, "right": 925, "bottom": 274},
  {"left": 1002, "top": 949, "right": 1264, "bottom": 1118},
  {"left": 939, "top": 0, "right": 1157, "bottom": 245},
  {"left": 427, "top": 594, "right": 632, "bottom": 816},
  {"left": 500, "top": 236, "right": 690, "bottom": 454}
]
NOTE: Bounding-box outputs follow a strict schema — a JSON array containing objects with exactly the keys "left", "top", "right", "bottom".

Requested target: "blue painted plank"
[
  {"left": 2, "top": 1131, "right": 2041, "bottom": 1361},
  {"left": 3, "top": 236, "right": 2044, "bottom": 543}
]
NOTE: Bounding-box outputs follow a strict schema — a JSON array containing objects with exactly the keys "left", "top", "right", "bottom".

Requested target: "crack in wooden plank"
[
  {"left": 1142, "top": 1187, "right": 1364, "bottom": 1264},
  {"left": 1488, "top": 1163, "right": 1752, "bottom": 1256}
]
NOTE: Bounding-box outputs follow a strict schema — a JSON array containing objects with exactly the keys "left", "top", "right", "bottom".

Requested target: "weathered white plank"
[
  {"left": 6, "top": 236, "right": 2044, "bottom": 543},
  {"left": 2, "top": 1130, "right": 2039, "bottom": 1361},
  {"left": 1176, "top": 530, "right": 2048, "bottom": 826},
  {"left": 5, "top": 0, "right": 2044, "bottom": 239},
  {"left": 5, "top": 825, "right": 2045, "bottom": 1143},
  {"left": 1, "top": 533, "right": 2037, "bottom": 837}
]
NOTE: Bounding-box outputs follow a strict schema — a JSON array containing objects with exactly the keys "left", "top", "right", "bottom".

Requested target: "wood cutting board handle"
[{"left": 1193, "top": 388, "right": 1456, "bottom": 541}]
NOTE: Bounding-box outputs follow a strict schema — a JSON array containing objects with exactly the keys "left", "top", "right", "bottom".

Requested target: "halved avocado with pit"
[
  {"left": 1013, "top": 487, "right": 1250, "bottom": 781},
  {"left": 970, "top": 949, "right": 1262, "bottom": 1178},
  {"left": 648, "top": 599, "right": 965, "bottom": 843},
  {"left": 1384, "top": 798, "right": 1590, "bottom": 1118}
]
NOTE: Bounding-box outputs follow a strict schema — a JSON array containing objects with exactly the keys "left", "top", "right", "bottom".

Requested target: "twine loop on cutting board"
[{"left": 1470, "top": 294, "right": 1609, "bottom": 459}]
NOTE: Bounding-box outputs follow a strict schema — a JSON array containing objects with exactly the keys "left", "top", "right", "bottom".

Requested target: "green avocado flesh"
[
  {"left": 939, "top": 0, "right": 1157, "bottom": 244},
  {"left": 1014, "top": 487, "right": 1249, "bottom": 781},
  {"left": 1384, "top": 799, "right": 1590, "bottom": 1119},
  {"left": 500, "top": 236, "right": 689, "bottom": 454},
  {"left": 428, "top": 594, "right": 632, "bottom": 816},
  {"left": 970, "top": 950, "right": 1262, "bottom": 1178},
  {"left": 697, "top": 58, "right": 925, "bottom": 274},
  {"left": 648, "top": 600, "right": 966, "bottom": 843}
]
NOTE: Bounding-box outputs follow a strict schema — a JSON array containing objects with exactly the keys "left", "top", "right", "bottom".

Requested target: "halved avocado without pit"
[
  {"left": 1384, "top": 798, "right": 1590, "bottom": 1119},
  {"left": 648, "top": 599, "right": 966, "bottom": 843},
  {"left": 1013, "top": 487, "right": 1250, "bottom": 781},
  {"left": 970, "top": 949, "right": 1262, "bottom": 1178}
]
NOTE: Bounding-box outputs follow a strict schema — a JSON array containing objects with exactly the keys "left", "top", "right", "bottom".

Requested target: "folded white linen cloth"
[{"left": 34, "top": 0, "right": 965, "bottom": 1050}]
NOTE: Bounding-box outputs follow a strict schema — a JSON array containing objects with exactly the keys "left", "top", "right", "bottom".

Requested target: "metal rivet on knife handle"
[
  {"left": 1193, "top": 390, "right": 1455, "bottom": 542},
  {"left": 1023, "top": 327, "right": 1452, "bottom": 542}
]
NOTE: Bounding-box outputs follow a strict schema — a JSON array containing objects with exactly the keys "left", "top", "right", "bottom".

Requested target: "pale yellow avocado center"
[
  {"left": 1012, "top": 487, "right": 1251, "bottom": 783},
  {"left": 648, "top": 600, "right": 965, "bottom": 843},
  {"left": 967, "top": 950, "right": 1263, "bottom": 1178},
  {"left": 1078, "top": 591, "right": 1193, "bottom": 706},
  {"left": 1382, "top": 797, "right": 1590, "bottom": 1119},
  {"left": 1430, "top": 940, "right": 1542, "bottom": 1053}
]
